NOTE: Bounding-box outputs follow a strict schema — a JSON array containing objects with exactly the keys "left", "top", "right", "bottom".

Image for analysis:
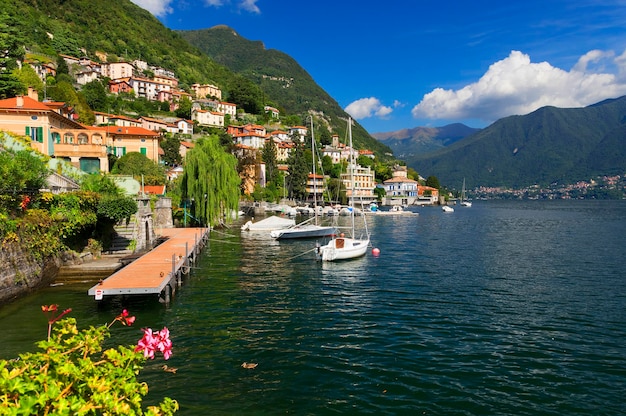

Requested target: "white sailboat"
[
  {"left": 270, "top": 117, "right": 338, "bottom": 240},
  {"left": 315, "top": 118, "right": 370, "bottom": 261},
  {"left": 460, "top": 178, "right": 472, "bottom": 207}
]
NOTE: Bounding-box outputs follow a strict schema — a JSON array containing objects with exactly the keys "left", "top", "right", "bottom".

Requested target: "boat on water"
[
  {"left": 241, "top": 215, "right": 295, "bottom": 232},
  {"left": 316, "top": 118, "right": 370, "bottom": 261},
  {"left": 364, "top": 205, "right": 418, "bottom": 216},
  {"left": 460, "top": 178, "right": 472, "bottom": 207},
  {"left": 442, "top": 205, "right": 454, "bottom": 213},
  {"left": 270, "top": 217, "right": 338, "bottom": 239},
  {"left": 270, "top": 118, "right": 338, "bottom": 240}
]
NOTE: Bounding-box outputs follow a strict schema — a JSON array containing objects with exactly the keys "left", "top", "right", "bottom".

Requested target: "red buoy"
[{"left": 372, "top": 247, "right": 381, "bottom": 256}]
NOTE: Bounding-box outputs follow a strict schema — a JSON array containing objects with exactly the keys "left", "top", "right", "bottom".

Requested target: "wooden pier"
[{"left": 87, "top": 227, "right": 209, "bottom": 303}]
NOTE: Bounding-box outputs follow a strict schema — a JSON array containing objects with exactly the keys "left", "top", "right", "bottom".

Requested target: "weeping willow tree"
[{"left": 180, "top": 135, "right": 240, "bottom": 226}]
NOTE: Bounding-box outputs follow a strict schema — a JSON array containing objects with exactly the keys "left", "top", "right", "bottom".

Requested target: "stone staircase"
[{"left": 106, "top": 215, "right": 137, "bottom": 255}]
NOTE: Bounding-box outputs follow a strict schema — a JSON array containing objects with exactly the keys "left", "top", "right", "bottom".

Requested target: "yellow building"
[{"left": 0, "top": 92, "right": 161, "bottom": 173}]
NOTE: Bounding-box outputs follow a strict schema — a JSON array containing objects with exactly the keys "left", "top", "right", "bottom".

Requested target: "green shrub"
[{"left": 0, "top": 307, "right": 178, "bottom": 415}]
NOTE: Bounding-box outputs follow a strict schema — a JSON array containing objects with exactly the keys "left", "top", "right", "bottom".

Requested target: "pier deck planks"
[{"left": 87, "top": 227, "right": 208, "bottom": 299}]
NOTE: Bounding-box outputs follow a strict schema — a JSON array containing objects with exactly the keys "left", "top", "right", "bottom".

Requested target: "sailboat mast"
[
  {"left": 311, "top": 117, "right": 318, "bottom": 226},
  {"left": 348, "top": 118, "right": 356, "bottom": 234}
]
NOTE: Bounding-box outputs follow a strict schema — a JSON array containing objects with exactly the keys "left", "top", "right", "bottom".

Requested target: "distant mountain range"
[
  {"left": 404, "top": 96, "right": 626, "bottom": 188},
  {"left": 372, "top": 123, "right": 481, "bottom": 159}
]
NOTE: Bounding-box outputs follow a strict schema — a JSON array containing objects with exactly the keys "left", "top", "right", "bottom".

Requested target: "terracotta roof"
[
  {"left": 0, "top": 96, "right": 53, "bottom": 111},
  {"left": 142, "top": 185, "right": 166, "bottom": 195},
  {"left": 384, "top": 177, "right": 418, "bottom": 184}
]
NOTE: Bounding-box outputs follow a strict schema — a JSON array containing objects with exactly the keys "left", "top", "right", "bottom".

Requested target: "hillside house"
[
  {"left": 192, "top": 109, "right": 224, "bottom": 128},
  {"left": 191, "top": 83, "right": 222, "bottom": 100},
  {"left": 101, "top": 62, "right": 134, "bottom": 80},
  {"left": 0, "top": 92, "right": 162, "bottom": 172}
]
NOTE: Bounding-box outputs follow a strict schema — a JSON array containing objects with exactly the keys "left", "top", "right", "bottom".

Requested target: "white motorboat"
[
  {"left": 442, "top": 205, "right": 454, "bottom": 213},
  {"left": 241, "top": 215, "right": 295, "bottom": 231}
]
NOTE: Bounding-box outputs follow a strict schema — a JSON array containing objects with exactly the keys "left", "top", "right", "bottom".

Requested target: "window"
[
  {"left": 115, "top": 147, "right": 126, "bottom": 157},
  {"left": 25, "top": 126, "right": 43, "bottom": 143},
  {"left": 78, "top": 133, "right": 89, "bottom": 144},
  {"left": 140, "top": 147, "right": 147, "bottom": 156}
]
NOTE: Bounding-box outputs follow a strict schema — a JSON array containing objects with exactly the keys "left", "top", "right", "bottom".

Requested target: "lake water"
[{"left": 1, "top": 200, "right": 625, "bottom": 415}]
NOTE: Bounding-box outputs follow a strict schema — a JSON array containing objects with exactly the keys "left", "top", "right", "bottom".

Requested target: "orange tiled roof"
[{"left": 0, "top": 96, "right": 53, "bottom": 111}]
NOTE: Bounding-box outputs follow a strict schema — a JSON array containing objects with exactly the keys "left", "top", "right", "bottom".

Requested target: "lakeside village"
[{"left": 1, "top": 53, "right": 445, "bottom": 210}]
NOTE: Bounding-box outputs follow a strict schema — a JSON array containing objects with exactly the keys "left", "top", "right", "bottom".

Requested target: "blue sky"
[{"left": 131, "top": 0, "right": 626, "bottom": 133}]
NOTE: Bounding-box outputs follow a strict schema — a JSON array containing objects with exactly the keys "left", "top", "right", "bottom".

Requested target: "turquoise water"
[{"left": 1, "top": 200, "right": 625, "bottom": 415}]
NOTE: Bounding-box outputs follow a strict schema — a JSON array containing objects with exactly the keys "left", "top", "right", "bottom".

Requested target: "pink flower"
[
  {"left": 135, "top": 328, "right": 157, "bottom": 359},
  {"left": 135, "top": 327, "right": 172, "bottom": 360}
]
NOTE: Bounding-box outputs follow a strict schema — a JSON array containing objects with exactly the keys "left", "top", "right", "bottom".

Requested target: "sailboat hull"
[
  {"left": 271, "top": 225, "right": 338, "bottom": 239},
  {"left": 316, "top": 237, "right": 369, "bottom": 261}
]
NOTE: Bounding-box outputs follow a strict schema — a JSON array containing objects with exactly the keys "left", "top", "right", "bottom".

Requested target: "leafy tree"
[
  {"left": 318, "top": 128, "right": 332, "bottom": 146},
  {"left": 286, "top": 138, "right": 308, "bottom": 201},
  {"left": 357, "top": 154, "right": 374, "bottom": 168},
  {"left": 180, "top": 135, "right": 240, "bottom": 226},
  {"left": 407, "top": 167, "right": 420, "bottom": 181},
  {"left": 111, "top": 152, "right": 166, "bottom": 185},
  {"left": 321, "top": 155, "right": 333, "bottom": 176},
  {"left": 373, "top": 186, "right": 386, "bottom": 202},
  {"left": 12, "top": 64, "right": 44, "bottom": 93},
  {"left": 161, "top": 134, "right": 183, "bottom": 166},
  {"left": 425, "top": 175, "right": 441, "bottom": 189},
  {"left": 0, "top": 11, "right": 25, "bottom": 98},
  {"left": 81, "top": 79, "right": 109, "bottom": 112},
  {"left": 174, "top": 97, "right": 192, "bottom": 120},
  {"left": 80, "top": 173, "right": 122, "bottom": 195},
  {"left": 261, "top": 138, "right": 279, "bottom": 185},
  {"left": 97, "top": 195, "right": 138, "bottom": 222},
  {"left": 374, "top": 163, "right": 393, "bottom": 182},
  {"left": 228, "top": 75, "right": 262, "bottom": 114},
  {"left": 55, "top": 54, "right": 69, "bottom": 77}
]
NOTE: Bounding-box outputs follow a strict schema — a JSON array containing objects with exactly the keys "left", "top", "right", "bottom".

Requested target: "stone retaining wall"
[{"left": 0, "top": 242, "right": 60, "bottom": 305}]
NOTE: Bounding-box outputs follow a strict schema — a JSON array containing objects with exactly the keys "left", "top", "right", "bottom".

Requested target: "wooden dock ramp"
[{"left": 88, "top": 227, "right": 209, "bottom": 303}]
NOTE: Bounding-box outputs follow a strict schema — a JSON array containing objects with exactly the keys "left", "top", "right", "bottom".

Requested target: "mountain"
[
  {"left": 4, "top": 0, "right": 391, "bottom": 157},
  {"left": 406, "top": 97, "right": 626, "bottom": 188},
  {"left": 178, "top": 26, "right": 392, "bottom": 156},
  {"left": 372, "top": 123, "right": 480, "bottom": 159}
]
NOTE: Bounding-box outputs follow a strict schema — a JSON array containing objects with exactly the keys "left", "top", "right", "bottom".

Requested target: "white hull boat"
[
  {"left": 316, "top": 235, "right": 369, "bottom": 261},
  {"left": 271, "top": 223, "right": 338, "bottom": 239},
  {"left": 241, "top": 216, "right": 295, "bottom": 231}
]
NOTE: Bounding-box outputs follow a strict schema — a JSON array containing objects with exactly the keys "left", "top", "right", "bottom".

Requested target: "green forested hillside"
[
  {"left": 407, "top": 97, "right": 626, "bottom": 188},
  {"left": 178, "top": 26, "right": 392, "bottom": 156},
  {"left": 5, "top": 0, "right": 235, "bottom": 89},
  {"left": 2, "top": 0, "right": 390, "bottom": 156}
]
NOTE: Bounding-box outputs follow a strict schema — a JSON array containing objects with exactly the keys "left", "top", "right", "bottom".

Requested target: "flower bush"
[{"left": 0, "top": 306, "right": 178, "bottom": 415}]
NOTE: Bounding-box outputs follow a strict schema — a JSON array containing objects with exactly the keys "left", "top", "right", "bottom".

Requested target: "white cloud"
[
  {"left": 412, "top": 50, "right": 626, "bottom": 123},
  {"left": 131, "top": 0, "right": 260, "bottom": 16},
  {"left": 238, "top": 0, "right": 260, "bottom": 13},
  {"left": 345, "top": 97, "right": 393, "bottom": 119},
  {"left": 130, "top": 0, "right": 174, "bottom": 17}
]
